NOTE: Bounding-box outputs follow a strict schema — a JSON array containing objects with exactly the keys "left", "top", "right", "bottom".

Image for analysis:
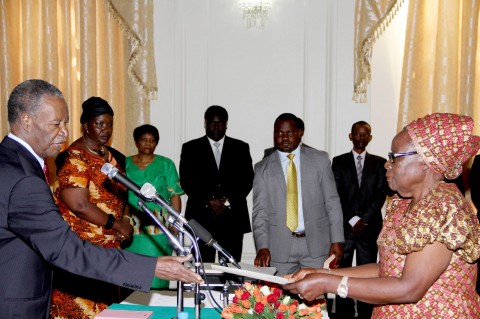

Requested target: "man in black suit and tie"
[
  {"left": 180, "top": 105, "right": 253, "bottom": 263},
  {"left": 331, "top": 121, "right": 388, "bottom": 319},
  {"left": 0, "top": 79, "right": 202, "bottom": 318}
]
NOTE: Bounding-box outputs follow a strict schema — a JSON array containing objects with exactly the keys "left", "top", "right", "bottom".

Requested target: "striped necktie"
[
  {"left": 213, "top": 142, "right": 221, "bottom": 168},
  {"left": 356, "top": 155, "right": 363, "bottom": 186}
]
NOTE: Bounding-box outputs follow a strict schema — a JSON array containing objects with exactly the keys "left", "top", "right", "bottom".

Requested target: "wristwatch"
[{"left": 337, "top": 276, "right": 349, "bottom": 298}]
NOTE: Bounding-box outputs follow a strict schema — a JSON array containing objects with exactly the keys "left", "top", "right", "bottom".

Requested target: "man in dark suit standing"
[
  {"left": 332, "top": 121, "right": 388, "bottom": 319},
  {"left": 0, "top": 79, "right": 202, "bottom": 318},
  {"left": 180, "top": 105, "right": 253, "bottom": 263}
]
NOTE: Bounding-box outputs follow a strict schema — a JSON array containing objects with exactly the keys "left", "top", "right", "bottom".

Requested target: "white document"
[{"left": 211, "top": 262, "right": 288, "bottom": 284}]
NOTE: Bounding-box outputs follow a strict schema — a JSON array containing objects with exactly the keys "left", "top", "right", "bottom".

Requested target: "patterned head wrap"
[
  {"left": 405, "top": 113, "right": 480, "bottom": 179},
  {"left": 80, "top": 96, "right": 114, "bottom": 124}
]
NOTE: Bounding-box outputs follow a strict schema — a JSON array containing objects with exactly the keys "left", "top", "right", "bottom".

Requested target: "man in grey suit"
[
  {"left": 253, "top": 113, "right": 344, "bottom": 276},
  {"left": 0, "top": 79, "right": 202, "bottom": 318}
]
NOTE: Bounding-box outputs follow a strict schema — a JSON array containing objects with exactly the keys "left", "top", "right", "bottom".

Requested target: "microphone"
[
  {"left": 140, "top": 183, "right": 189, "bottom": 225},
  {"left": 101, "top": 163, "right": 142, "bottom": 198},
  {"left": 101, "top": 164, "right": 189, "bottom": 226},
  {"left": 188, "top": 219, "right": 241, "bottom": 269}
]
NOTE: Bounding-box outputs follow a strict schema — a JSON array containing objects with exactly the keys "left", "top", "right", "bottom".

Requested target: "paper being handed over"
[{"left": 211, "top": 255, "right": 336, "bottom": 285}]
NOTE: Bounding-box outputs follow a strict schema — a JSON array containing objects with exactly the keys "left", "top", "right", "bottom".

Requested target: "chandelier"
[{"left": 238, "top": 0, "right": 273, "bottom": 29}]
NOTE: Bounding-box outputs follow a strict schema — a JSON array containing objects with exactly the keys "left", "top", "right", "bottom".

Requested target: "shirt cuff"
[{"left": 349, "top": 216, "right": 361, "bottom": 227}]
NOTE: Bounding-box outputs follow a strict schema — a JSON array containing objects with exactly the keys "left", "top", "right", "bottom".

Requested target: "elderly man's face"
[{"left": 27, "top": 95, "right": 69, "bottom": 159}]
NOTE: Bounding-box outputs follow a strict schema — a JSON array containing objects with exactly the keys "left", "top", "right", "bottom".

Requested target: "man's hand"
[
  {"left": 207, "top": 198, "right": 227, "bottom": 216},
  {"left": 154, "top": 255, "right": 203, "bottom": 283},
  {"left": 352, "top": 218, "right": 368, "bottom": 234},
  {"left": 254, "top": 248, "right": 271, "bottom": 267},
  {"left": 329, "top": 243, "right": 344, "bottom": 268}
]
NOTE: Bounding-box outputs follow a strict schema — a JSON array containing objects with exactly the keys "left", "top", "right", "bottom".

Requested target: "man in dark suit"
[
  {"left": 180, "top": 105, "right": 253, "bottom": 263},
  {"left": 332, "top": 121, "right": 388, "bottom": 319},
  {"left": 253, "top": 113, "right": 344, "bottom": 275},
  {"left": 0, "top": 79, "right": 202, "bottom": 318}
]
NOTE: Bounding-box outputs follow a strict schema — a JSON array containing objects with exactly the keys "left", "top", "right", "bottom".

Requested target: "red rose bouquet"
[{"left": 221, "top": 282, "right": 326, "bottom": 319}]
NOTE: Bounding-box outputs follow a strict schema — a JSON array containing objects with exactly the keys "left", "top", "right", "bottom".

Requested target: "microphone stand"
[
  {"left": 137, "top": 200, "right": 204, "bottom": 319},
  {"left": 176, "top": 231, "right": 185, "bottom": 314},
  {"left": 137, "top": 200, "right": 187, "bottom": 255},
  {"left": 185, "top": 230, "right": 203, "bottom": 319}
]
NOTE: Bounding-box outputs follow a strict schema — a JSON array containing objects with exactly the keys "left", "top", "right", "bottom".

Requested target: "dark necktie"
[{"left": 43, "top": 163, "right": 49, "bottom": 184}]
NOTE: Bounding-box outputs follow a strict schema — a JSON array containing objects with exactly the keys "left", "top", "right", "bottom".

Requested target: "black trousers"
[{"left": 335, "top": 236, "right": 378, "bottom": 319}]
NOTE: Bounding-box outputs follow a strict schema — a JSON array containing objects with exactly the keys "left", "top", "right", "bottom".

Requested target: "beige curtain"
[
  {"left": 353, "top": 0, "right": 405, "bottom": 102},
  {"left": 397, "top": 0, "right": 480, "bottom": 133},
  {"left": 0, "top": 0, "right": 157, "bottom": 159}
]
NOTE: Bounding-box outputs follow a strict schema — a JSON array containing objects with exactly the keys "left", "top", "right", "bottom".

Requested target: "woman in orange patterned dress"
[
  {"left": 284, "top": 113, "right": 480, "bottom": 318},
  {"left": 49, "top": 97, "right": 133, "bottom": 319}
]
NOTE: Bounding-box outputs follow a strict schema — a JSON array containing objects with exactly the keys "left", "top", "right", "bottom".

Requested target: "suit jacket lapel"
[
  {"left": 363, "top": 152, "right": 373, "bottom": 178},
  {"left": 269, "top": 150, "right": 286, "bottom": 194},
  {"left": 201, "top": 136, "right": 219, "bottom": 171},
  {"left": 1, "top": 136, "right": 45, "bottom": 180},
  {"left": 219, "top": 136, "right": 231, "bottom": 170}
]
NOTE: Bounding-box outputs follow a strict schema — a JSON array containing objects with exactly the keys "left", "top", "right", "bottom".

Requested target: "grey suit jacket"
[
  {"left": 0, "top": 137, "right": 156, "bottom": 318},
  {"left": 252, "top": 145, "right": 344, "bottom": 262}
]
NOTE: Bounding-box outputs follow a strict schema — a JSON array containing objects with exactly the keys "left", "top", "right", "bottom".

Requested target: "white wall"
[{"left": 150, "top": 0, "right": 408, "bottom": 263}]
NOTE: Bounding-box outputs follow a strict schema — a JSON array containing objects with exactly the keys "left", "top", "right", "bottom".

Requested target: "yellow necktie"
[{"left": 286, "top": 153, "right": 298, "bottom": 232}]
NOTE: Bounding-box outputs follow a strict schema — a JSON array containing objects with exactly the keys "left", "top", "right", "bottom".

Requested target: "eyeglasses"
[{"left": 388, "top": 151, "right": 418, "bottom": 163}]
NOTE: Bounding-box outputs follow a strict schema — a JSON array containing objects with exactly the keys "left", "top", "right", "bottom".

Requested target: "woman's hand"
[
  {"left": 283, "top": 273, "right": 328, "bottom": 302},
  {"left": 114, "top": 217, "right": 133, "bottom": 241},
  {"left": 284, "top": 268, "right": 323, "bottom": 281}
]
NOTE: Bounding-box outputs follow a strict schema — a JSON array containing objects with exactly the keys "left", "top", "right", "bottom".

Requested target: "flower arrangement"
[{"left": 221, "top": 282, "right": 326, "bottom": 319}]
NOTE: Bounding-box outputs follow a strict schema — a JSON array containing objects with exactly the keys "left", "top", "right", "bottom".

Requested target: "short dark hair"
[
  {"left": 133, "top": 124, "right": 159, "bottom": 144},
  {"left": 204, "top": 105, "right": 228, "bottom": 121},
  {"left": 351, "top": 121, "right": 371, "bottom": 134},
  {"left": 296, "top": 117, "right": 305, "bottom": 131},
  {"left": 274, "top": 113, "right": 304, "bottom": 130},
  {"left": 8, "top": 79, "right": 63, "bottom": 124}
]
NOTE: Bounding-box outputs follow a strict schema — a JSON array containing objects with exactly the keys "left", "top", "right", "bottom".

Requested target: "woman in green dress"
[{"left": 125, "top": 124, "right": 184, "bottom": 289}]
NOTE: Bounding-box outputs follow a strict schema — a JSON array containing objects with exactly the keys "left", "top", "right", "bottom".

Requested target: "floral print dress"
[
  {"left": 50, "top": 146, "right": 127, "bottom": 319},
  {"left": 372, "top": 182, "right": 480, "bottom": 318}
]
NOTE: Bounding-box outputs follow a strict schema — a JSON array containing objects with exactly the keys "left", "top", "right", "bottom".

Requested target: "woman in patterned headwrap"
[
  {"left": 49, "top": 97, "right": 133, "bottom": 319},
  {"left": 284, "top": 113, "right": 480, "bottom": 318}
]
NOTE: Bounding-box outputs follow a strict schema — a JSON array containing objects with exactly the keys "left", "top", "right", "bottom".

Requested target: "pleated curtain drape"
[
  {"left": 0, "top": 0, "right": 157, "bottom": 159},
  {"left": 354, "top": 0, "right": 480, "bottom": 136},
  {"left": 397, "top": 0, "right": 480, "bottom": 132}
]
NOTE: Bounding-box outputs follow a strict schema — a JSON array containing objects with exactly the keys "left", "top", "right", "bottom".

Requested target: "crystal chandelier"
[{"left": 238, "top": 0, "right": 273, "bottom": 29}]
